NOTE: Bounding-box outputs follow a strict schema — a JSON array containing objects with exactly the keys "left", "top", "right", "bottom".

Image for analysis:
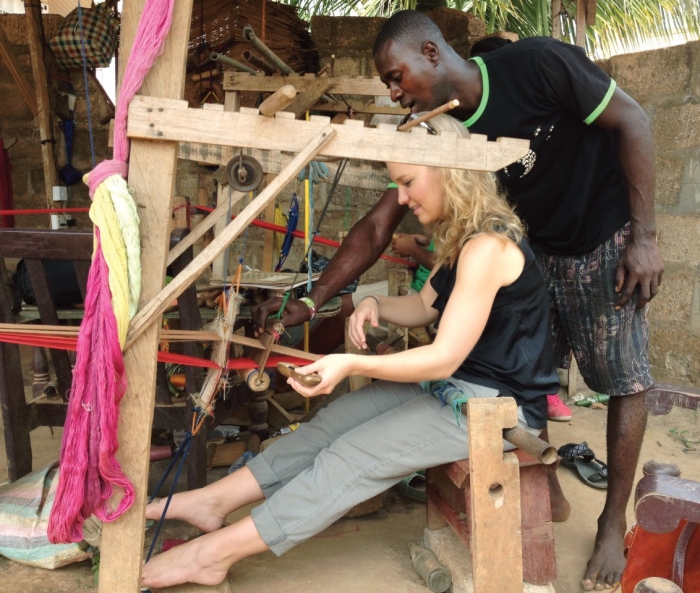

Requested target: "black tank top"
[{"left": 430, "top": 237, "right": 558, "bottom": 429}]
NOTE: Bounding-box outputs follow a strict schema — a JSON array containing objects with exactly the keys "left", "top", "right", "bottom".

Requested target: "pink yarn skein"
[{"left": 48, "top": 0, "right": 176, "bottom": 544}]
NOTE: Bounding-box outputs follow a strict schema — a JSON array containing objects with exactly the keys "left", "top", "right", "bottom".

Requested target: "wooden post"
[
  {"left": 0, "top": 259, "right": 32, "bottom": 482},
  {"left": 262, "top": 174, "right": 277, "bottom": 272},
  {"left": 575, "top": 0, "right": 587, "bottom": 47},
  {"left": 467, "top": 397, "right": 523, "bottom": 593},
  {"left": 97, "top": 0, "right": 193, "bottom": 590},
  {"left": 24, "top": 1, "right": 58, "bottom": 208},
  {"left": 551, "top": 0, "right": 562, "bottom": 40},
  {"left": 212, "top": 183, "right": 231, "bottom": 282},
  {"left": 211, "top": 90, "right": 243, "bottom": 281}
]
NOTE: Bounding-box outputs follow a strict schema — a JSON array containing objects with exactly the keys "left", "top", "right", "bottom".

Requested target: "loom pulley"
[{"left": 226, "top": 154, "right": 264, "bottom": 192}]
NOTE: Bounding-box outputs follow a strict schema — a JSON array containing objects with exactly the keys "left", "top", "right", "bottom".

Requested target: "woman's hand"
[
  {"left": 391, "top": 233, "right": 417, "bottom": 258},
  {"left": 286, "top": 355, "right": 354, "bottom": 397},
  {"left": 348, "top": 297, "right": 379, "bottom": 350}
]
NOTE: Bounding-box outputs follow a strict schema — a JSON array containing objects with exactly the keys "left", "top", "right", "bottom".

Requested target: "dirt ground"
[{"left": 1, "top": 344, "right": 698, "bottom": 593}]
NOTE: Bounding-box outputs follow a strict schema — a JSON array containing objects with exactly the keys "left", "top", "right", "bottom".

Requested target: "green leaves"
[{"left": 278, "top": 0, "right": 700, "bottom": 57}]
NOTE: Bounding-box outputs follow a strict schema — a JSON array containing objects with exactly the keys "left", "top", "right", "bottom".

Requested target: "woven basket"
[{"left": 49, "top": 3, "right": 119, "bottom": 69}]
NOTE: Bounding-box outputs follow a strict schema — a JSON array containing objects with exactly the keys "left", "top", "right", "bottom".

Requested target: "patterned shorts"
[{"left": 536, "top": 223, "right": 654, "bottom": 397}]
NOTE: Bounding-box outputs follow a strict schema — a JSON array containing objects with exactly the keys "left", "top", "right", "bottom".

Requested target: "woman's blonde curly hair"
[{"left": 415, "top": 113, "right": 524, "bottom": 268}]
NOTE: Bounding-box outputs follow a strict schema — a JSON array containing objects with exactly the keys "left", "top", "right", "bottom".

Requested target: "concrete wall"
[
  {"left": 597, "top": 41, "right": 700, "bottom": 386},
  {"left": 0, "top": 14, "right": 113, "bottom": 231}
]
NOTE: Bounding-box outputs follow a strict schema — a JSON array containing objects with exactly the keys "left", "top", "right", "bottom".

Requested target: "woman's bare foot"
[
  {"left": 141, "top": 533, "right": 230, "bottom": 589},
  {"left": 141, "top": 516, "right": 269, "bottom": 590},
  {"left": 146, "top": 491, "right": 226, "bottom": 533},
  {"left": 581, "top": 516, "right": 627, "bottom": 590}
]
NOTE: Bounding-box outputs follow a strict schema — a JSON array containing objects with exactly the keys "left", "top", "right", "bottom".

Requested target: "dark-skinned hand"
[
  {"left": 614, "top": 236, "right": 664, "bottom": 310},
  {"left": 251, "top": 297, "right": 311, "bottom": 338}
]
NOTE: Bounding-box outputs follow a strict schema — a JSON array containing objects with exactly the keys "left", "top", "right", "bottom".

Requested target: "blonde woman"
[{"left": 141, "top": 114, "right": 559, "bottom": 590}]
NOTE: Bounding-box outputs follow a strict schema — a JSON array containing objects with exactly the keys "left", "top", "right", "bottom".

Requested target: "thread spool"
[
  {"left": 408, "top": 543, "right": 451, "bottom": 593},
  {"left": 237, "top": 368, "right": 270, "bottom": 392}
]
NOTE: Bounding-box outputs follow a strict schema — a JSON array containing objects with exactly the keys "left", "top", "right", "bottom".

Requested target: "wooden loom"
[{"left": 89, "top": 2, "right": 532, "bottom": 590}]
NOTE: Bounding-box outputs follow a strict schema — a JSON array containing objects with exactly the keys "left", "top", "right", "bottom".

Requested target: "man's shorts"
[{"left": 535, "top": 223, "right": 654, "bottom": 397}]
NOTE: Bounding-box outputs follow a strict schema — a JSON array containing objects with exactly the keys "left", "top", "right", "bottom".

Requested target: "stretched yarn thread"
[{"left": 48, "top": 0, "right": 177, "bottom": 544}]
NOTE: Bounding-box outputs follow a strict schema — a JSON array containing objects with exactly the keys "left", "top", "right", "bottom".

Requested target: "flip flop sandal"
[
  {"left": 397, "top": 471, "right": 427, "bottom": 503},
  {"left": 557, "top": 442, "right": 608, "bottom": 490},
  {"left": 276, "top": 362, "right": 322, "bottom": 387}
]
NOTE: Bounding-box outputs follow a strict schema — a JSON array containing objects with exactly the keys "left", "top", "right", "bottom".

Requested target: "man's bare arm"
[
  {"left": 252, "top": 188, "right": 407, "bottom": 333},
  {"left": 594, "top": 88, "right": 664, "bottom": 309}
]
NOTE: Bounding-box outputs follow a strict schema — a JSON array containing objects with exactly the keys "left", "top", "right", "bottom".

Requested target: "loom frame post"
[{"left": 96, "top": 0, "right": 194, "bottom": 590}]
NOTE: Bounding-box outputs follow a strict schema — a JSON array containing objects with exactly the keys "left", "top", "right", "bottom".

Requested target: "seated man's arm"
[{"left": 252, "top": 188, "right": 406, "bottom": 334}]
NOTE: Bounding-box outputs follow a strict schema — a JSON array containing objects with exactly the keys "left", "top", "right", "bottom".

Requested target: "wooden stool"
[{"left": 426, "top": 449, "right": 557, "bottom": 585}]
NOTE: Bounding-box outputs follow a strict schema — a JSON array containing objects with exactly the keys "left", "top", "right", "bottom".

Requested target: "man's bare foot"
[
  {"left": 146, "top": 491, "right": 226, "bottom": 533},
  {"left": 581, "top": 516, "right": 627, "bottom": 590},
  {"left": 141, "top": 534, "right": 230, "bottom": 589}
]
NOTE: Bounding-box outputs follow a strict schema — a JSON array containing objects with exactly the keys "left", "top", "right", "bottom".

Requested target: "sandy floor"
[{"left": 1, "top": 345, "right": 699, "bottom": 593}]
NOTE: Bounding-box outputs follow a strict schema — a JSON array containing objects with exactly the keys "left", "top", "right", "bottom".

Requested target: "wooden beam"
[
  {"left": 128, "top": 96, "right": 530, "bottom": 172},
  {"left": 285, "top": 73, "right": 333, "bottom": 118},
  {"left": 0, "top": 24, "right": 37, "bottom": 116},
  {"left": 166, "top": 191, "right": 244, "bottom": 267},
  {"left": 125, "top": 126, "right": 337, "bottom": 350},
  {"left": 224, "top": 72, "right": 391, "bottom": 96},
  {"left": 467, "top": 398, "right": 523, "bottom": 593},
  {"left": 97, "top": 0, "right": 193, "bottom": 590},
  {"left": 259, "top": 85, "right": 297, "bottom": 117},
  {"left": 24, "top": 2, "right": 58, "bottom": 206},
  {"left": 309, "top": 102, "right": 407, "bottom": 116},
  {"left": 177, "top": 143, "right": 392, "bottom": 191}
]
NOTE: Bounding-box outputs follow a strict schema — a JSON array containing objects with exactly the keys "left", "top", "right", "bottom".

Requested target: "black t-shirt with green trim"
[{"left": 465, "top": 37, "right": 629, "bottom": 254}]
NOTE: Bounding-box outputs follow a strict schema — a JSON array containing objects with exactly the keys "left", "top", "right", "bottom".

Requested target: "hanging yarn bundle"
[{"left": 48, "top": 0, "right": 177, "bottom": 544}]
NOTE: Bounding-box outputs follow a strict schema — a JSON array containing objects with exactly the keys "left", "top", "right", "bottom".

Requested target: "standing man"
[{"left": 253, "top": 11, "right": 663, "bottom": 589}]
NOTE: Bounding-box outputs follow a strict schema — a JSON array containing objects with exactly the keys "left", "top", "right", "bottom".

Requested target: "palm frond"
[{"left": 277, "top": 0, "right": 700, "bottom": 56}]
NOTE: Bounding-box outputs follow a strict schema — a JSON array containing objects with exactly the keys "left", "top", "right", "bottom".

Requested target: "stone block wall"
[
  {"left": 600, "top": 41, "right": 700, "bottom": 385},
  {"left": 0, "top": 14, "right": 113, "bottom": 231}
]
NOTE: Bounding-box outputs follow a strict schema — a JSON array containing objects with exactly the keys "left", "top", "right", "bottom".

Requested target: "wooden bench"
[
  {"left": 426, "top": 448, "right": 557, "bottom": 585},
  {"left": 0, "top": 227, "right": 238, "bottom": 488},
  {"left": 624, "top": 384, "right": 700, "bottom": 593}
]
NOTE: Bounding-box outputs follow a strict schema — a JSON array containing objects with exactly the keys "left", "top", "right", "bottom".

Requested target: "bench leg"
[
  {"left": 0, "top": 340, "right": 32, "bottom": 481},
  {"left": 520, "top": 464, "right": 557, "bottom": 585}
]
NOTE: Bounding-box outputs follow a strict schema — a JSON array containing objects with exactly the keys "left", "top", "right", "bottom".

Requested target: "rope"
[
  {"left": 76, "top": 0, "right": 96, "bottom": 168},
  {"left": 145, "top": 432, "right": 193, "bottom": 564}
]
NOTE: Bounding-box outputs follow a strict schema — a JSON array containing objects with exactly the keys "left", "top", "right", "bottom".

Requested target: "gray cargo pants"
[{"left": 247, "top": 379, "right": 538, "bottom": 555}]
